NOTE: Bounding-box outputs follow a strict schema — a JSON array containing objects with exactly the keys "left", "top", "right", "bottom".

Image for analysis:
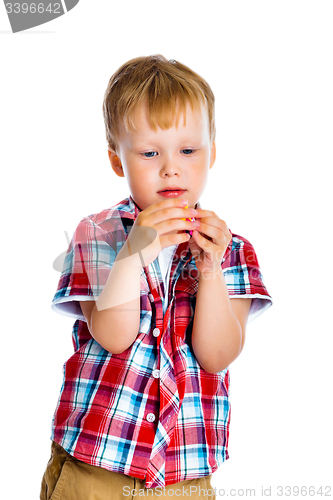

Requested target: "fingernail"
[{"left": 180, "top": 199, "right": 188, "bottom": 206}]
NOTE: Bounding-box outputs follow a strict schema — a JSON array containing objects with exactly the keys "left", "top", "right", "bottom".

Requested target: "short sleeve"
[
  {"left": 51, "top": 215, "right": 120, "bottom": 321},
  {"left": 222, "top": 233, "right": 272, "bottom": 322}
]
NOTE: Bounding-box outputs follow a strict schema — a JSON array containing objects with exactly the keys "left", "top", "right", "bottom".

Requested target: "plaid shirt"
[{"left": 50, "top": 195, "right": 272, "bottom": 489}]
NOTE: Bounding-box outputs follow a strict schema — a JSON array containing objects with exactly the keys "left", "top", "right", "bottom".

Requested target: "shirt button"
[
  {"left": 152, "top": 369, "right": 160, "bottom": 378},
  {"left": 149, "top": 293, "right": 154, "bottom": 302},
  {"left": 146, "top": 413, "right": 156, "bottom": 423},
  {"left": 152, "top": 328, "right": 160, "bottom": 337}
]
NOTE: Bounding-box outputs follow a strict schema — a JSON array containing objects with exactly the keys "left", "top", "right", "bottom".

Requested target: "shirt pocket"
[{"left": 174, "top": 263, "right": 199, "bottom": 295}]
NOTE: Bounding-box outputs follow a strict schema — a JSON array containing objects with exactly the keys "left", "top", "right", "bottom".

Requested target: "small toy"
[{"left": 182, "top": 204, "right": 195, "bottom": 236}]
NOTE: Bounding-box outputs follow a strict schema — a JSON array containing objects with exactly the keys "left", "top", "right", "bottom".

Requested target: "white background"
[{"left": 1, "top": 1, "right": 332, "bottom": 498}]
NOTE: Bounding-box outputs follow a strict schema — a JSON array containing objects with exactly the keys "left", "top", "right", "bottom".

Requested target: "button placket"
[
  {"left": 152, "top": 328, "right": 160, "bottom": 337},
  {"left": 146, "top": 413, "right": 156, "bottom": 423},
  {"left": 149, "top": 285, "right": 163, "bottom": 342}
]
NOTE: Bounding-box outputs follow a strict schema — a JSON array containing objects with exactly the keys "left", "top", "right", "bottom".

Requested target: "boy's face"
[{"left": 108, "top": 101, "right": 216, "bottom": 217}]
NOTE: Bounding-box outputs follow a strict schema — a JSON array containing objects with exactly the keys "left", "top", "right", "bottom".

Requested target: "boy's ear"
[
  {"left": 209, "top": 141, "right": 216, "bottom": 169},
  {"left": 108, "top": 149, "right": 125, "bottom": 178}
]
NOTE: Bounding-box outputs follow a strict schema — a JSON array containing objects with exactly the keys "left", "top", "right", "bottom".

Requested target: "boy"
[{"left": 40, "top": 55, "right": 272, "bottom": 499}]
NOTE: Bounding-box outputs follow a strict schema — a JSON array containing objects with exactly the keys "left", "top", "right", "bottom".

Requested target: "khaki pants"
[{"left": 40, "top": 441, "right": 216, "bottom": 500}]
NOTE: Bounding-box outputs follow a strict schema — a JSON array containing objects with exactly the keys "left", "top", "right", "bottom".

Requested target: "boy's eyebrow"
[{"left": 130, "top": 139, "right": 205, "bottom": 149}]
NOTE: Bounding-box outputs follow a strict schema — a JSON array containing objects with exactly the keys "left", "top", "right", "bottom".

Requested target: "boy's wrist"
[
  {"left": 197, "top": 266, "right": 224, "bottom": 280},
  {"left": 116, "top": 244, "right": 144, "bottom": 270}
]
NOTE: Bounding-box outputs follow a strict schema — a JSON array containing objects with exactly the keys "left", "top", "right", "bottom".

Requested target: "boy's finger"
[
  {"left": 148, "top": 197, "right": 189, "bottom": 214},
  {"left": 193, "top": 209, "right": 217, "bottom": 218},
  {"left": 195, "top": 217, "right": 227, "bottom": 231},
  {"left": 143, "top": 198, "right": 194, "bottom": 223}
]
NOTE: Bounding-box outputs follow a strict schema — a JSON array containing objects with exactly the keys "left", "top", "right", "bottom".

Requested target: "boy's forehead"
[{"left": 126, "top": 99, "right": 209, "bottom": 134}]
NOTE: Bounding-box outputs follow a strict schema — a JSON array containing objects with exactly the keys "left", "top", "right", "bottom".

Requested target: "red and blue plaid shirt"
[{"left": 50, "top": 196, "right": 272, "bottom": 489}]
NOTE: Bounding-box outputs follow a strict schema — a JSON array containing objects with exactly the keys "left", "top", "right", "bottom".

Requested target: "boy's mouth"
[{"left": 158, "top": 188, "right": 186, "bottom": 198}]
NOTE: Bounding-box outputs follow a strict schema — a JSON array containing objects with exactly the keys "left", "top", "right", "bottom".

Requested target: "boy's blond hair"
[{"left": 103, "top": 55, "right": 215, "bottom": 153}]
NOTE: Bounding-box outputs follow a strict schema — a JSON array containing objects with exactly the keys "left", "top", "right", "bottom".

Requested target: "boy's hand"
[
  {"left": 117, "top": 198, "right": 199, "bottom": 268},
  {"left": 188, "top": 209, "right": 232, "bottom": 275}
]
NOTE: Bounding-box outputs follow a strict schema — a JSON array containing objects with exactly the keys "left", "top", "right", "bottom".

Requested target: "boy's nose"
[{"left": 160, "top": 156, "right": 181, "bottom": 176}]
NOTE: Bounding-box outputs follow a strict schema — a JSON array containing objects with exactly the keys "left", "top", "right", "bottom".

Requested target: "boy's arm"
[
  {"left": 191, "top": 268, "right": 252, "bottom": 373},
  {"left": 80, "top": 198, "right": 196, "bottom": 354},
  {"left": 80, "top": 248, "right": 142, "bottom": 354}
]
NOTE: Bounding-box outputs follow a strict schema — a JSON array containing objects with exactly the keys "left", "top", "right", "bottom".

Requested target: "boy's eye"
[
  {"left": 143, "top": 151, "right": 158, "bottom": 158},
  {"left": 182, "top": 149, "right": 196, "bottom": 155}
]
